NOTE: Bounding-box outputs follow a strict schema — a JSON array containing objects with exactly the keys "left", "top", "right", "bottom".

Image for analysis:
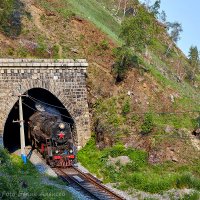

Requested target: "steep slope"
[{"left": 1, "top": 0, "right": 200, "bottom": 196}]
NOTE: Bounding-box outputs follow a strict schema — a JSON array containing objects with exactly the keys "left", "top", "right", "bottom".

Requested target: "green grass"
[
  {"left": 78, "top": 138, "right": 200, "bottom": 194},
  {"left": 0, "top": 148, "right": 73, "bottom": 199},
  {"left": 37, "top": 0, "right": 75, "bottom": 20},
  {"left": 66, "top": 0, "right": 121, "bottom": 43},
  {"left": 180, "top": 192, "right": 200, "bottom": 200},
  {"left": 36, "top": 0, "right": 122, "bottom": 44},
  {"left": 152, "top": 113, "right": 197, "bottom": 129}
]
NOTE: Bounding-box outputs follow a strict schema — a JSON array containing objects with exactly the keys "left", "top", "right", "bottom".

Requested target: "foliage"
[
  {"left": 0, "top": 147, "right": 10, "bottom": 164},
  {"left": 0, "top": 0, "right": 24, "bottom": 37},
  {"left": 112, "top": 45, "right": 139, "bottom": 82},
  {"left": 98, "top": 39, "right": 109, "bottom": 50},
  {"left": 122, "top": 99, "right": 131, "bottom": 116},
  {"left": 141, "top": 112, "right": 154, "bottom": 134},
  {"left": 0, "top": 148, "right": 73, "bottom": 199},
  {"left": 188, "top": 46, "right": 199, "bottom": 69},
  {"left": 149, "top": 0, "right": 161, "bottom": 17},
  {"left": 166, "top": 21, "right": 183, "bottom": 43},
  {"left": 159, "top": 10, "right": 167, "bottom": 23},
  {"left": 52, "top": 44, "right": 60, "bottom": 59},
  {"left": 95, "top": 97, "right": 125, "bottom": 128},
  {"left": 120, "top": 5, "right": 157, "bottom": 51}
]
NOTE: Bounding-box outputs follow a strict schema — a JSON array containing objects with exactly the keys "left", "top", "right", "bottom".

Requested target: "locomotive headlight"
[
  {"left": 69, "top": 149, "right": 73, "bottom": 154},
  {"left": 55, "top": 150, "right": 59, "bottom": 154},
  {"left": 59, "top": 123, "right": 65, "bottom": 129}
]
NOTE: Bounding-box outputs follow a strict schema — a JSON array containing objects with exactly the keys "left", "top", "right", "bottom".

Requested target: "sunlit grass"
[{"left": 78, "top": 138, "right": 200, "bottom": 193}]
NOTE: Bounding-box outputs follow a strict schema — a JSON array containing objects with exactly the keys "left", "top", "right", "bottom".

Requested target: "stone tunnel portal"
[{"left": 3, "top": 88, "right": 76, "bottom": 152}]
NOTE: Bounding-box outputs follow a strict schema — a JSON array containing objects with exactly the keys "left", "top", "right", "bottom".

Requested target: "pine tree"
[
  {"left": 165, "top": 22, "right": 182, "bottom": 55},
  {"left": 187, "top": 46, "right": 199, "bottom": 83},
  {"left": 159, "top": 10, "right": 167, "bottom": 23},
  {"left": 188, "top": 46, "right": 199, "bottom": 68},
  {"left": 150, "top": 0, "right": 161, "bottom": 16}
]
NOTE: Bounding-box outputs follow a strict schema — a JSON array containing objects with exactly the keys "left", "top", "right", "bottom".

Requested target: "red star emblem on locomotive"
[{"left": 58, "top": 132, "right": 65, "bottom": 139}]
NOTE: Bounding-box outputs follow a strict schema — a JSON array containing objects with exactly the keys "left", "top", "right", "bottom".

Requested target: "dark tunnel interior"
[{"left": 3, "top": 88, "right": 74, "bottom": 153}]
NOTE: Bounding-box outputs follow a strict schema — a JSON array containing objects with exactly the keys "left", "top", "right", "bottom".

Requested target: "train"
[{"left": 28, "top": 110, "right": 76, "bottom": 167}]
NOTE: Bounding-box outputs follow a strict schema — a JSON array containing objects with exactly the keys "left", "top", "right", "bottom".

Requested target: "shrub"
[
  {"left": 108, "top": 145, "right": 126, "bottom": 157},
  {"left": 112, "top": 45, "right": 139, "bottom": 82},
  {"left": 52, "top": 44, "right": 60, "bottom": 59},
  {"left": 0, "top": 0, "right": 24, "bottom": 37},
  {"left": 0, "top": 148, "right": 10, "bottom": 164},
  {"left": 98, "top": 40, "right": 109, "bottom": 50},
  {"left": 141, "top": 113, "right": 154, "bottom": 134},
  {"left": 122, "top": 99, "right": 131, "bottom": 116}
]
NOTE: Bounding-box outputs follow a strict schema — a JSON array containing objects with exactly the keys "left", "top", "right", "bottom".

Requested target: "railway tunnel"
[{"left": 3, "top": 88, "right": 76, "bottom": 153}]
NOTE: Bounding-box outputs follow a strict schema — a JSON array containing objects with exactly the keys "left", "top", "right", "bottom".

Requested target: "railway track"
[{"left": 53, "top": 166, "right": 125, "bottom": 200}]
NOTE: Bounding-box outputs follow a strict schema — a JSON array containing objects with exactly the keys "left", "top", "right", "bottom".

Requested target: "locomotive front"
[
  {"left": 51, "top": 121, "right": 71, "bottom": 143},
  {"left": 49, "top": 121, "right": 76, "bottom": 167},
  {"left": 29, "top": 111, "right": 76, "bottom": 167}
]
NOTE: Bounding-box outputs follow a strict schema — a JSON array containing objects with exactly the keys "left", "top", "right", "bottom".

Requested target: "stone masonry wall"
[{"left": 0, "top": 59, "right": 90, "bottom": 149}]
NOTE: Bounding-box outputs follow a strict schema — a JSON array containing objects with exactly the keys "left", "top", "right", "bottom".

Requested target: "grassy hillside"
[
  {"left": 1, "top": 0, "right": 200, "bottom": 197},
  {"left": 0, "top": 148, "right": 73, "bottom": 199},
  {"left": 78, "top": 138, "right": 200, "bottom": 195},
  {"left": 67, "top": 0, "right": 121, "bottom": 42}
]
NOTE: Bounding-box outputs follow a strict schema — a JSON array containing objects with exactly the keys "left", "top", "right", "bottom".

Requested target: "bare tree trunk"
[
  {"left": 123, "top": 0, "right": 128, "bottom": 18},
  {"left": 176, "top": 59, "right": 182, "bottom": 82},
  {"left": 165, "top": 42, "right": 173, "bottom": 56},
  {"left": 115, "top": 0, "right": 122, "bottom": 15}
]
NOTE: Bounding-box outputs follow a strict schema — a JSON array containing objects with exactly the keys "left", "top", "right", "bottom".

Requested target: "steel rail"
[
  {"left": 53, "top": 167, "right": 125, "bottom": 200},
  {"left": 53, "top": 167, "right": 100, "bottom": 200},
  {"left": 71, "top": 166, "right": 125, "bottom": 200}
]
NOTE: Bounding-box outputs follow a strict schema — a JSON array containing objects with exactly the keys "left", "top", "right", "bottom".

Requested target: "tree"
[
  {"left": 188, "top": 46, "right": 199, "bottom": 68},
  {"left": 150, "top": 0, "right": 161, "bottom": 17},
  {"left": 186, "top": 46, "right": 199, "bottom": 83},
  {"left": 165, "top": 22, "right": 183, "bottom": 55},
  {"left": 159, "top": 10, "right": 167, "bottom": 23},
  {"left": 112, "top": 46, "right": 139, "bottom": 82},
  {"left": 120, "top": 6, "right": 157, "bottom": 51},
  {"left": 115, "top": 0, "right": 128, "bottom": 16},
  {"left": 168, "top": 22, "right": 183, "bottom": 43}
]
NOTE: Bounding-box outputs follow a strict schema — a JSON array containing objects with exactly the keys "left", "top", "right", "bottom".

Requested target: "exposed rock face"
[
  {"left": 165, "top": 125, "right": 174, "bottom": 133},
  {"left": 149, "top": 147, "right": 178, "bottom": 164},
  {"left": 107, "top": 156, "right": 131, "bottom": 166}
]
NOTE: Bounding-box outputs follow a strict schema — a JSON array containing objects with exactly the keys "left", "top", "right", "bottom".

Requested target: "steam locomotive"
[{"left": 28, "top": 110, "right": 76, "bottom": 167}]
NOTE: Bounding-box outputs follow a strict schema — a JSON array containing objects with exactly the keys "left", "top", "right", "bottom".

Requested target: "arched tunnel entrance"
[{"left": 3, "top": 88, "right": 75, "bottom": 153}]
